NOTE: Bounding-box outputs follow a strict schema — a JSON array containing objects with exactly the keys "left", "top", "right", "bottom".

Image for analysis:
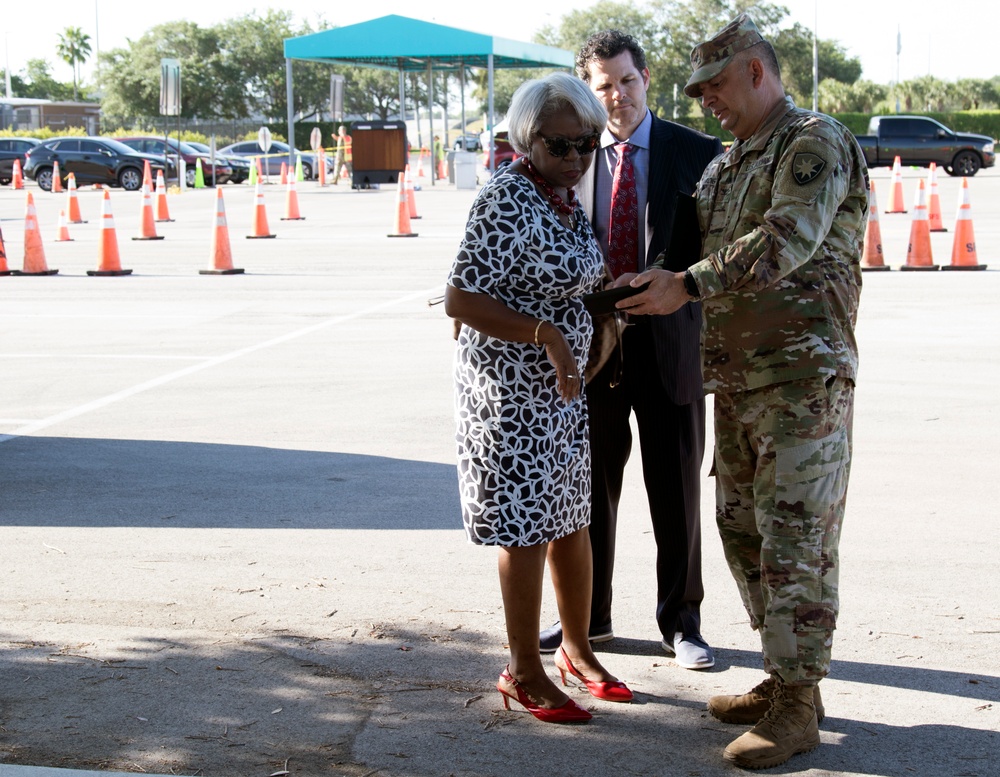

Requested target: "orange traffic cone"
[
  {"left": 132, "top": 182, "right": 164, "bottom": 241},
  {"left": 66, "top": 173, "right": 87, "bottom": 224},
  {"left": 416, "top": 148, "right": 427, "bottom": 178},
  {"left": 54, "top": 210, "right": 73, "bottom": 242},
  {"left": 861, "top": 181, "right": 889, "bottom": 271},
  {"left": 281, "top": 177, "right": 305, "bottom": 221},
  {"left": 154, "top": 170, "right": 173, "bottom": 222},
  {"left": 926, "top": 163, "right": 946, "bottom": 232},
  {"left": 87, "top": 189, "right": 132, "bottom": 276},
  {"left": 247, "top": 181, "right": 276, "bottom": 239},
  {"left": 405, "top": 164, "right": 421, "bottom": 220},
  {"left": 388, "top": 177, "right": 418, "bottom": 238},
  {"left": 52, "top": 161, "right": 64, "bottom": 193},
  {"left": 885, "top": 156, "right": 907, "bottom": 213},
  {"left": 143, "top": 160, "right": 153, "bottom": 189},
  {"left": 900, "top": 179, "right": 938, "bottom": 271},
  {"left": 944, "top": 177, "right": 986, "bottom": 271},
  {"left": 201, "top": 188, "right": 244, "bottom": 274},
  {"left": 280, "top": 162, "right": 288, "bottom": 186},
  {"left": 437, "top": 158, "right": 447, "bottom": 180},
  {"left": 12, "top": 158, "right": 24, "bottom": 190},
  {"left": 0, "top": 224, "right": 12, "bottom": 275},
  {"left": 16, "top": 192, "right": 58, "bottom": 275},
  {"left": 318, "top": 149, "right": 327, "bottom": 186}
]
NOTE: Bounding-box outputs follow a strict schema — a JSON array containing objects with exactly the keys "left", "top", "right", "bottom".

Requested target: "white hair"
[{"left": 506, "top": 71, "right": 607, "bottom": 156}]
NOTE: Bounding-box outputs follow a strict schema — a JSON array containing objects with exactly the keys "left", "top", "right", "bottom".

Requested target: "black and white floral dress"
[{"left": 447, "top": 168, "right": 605, "bottom": 547}]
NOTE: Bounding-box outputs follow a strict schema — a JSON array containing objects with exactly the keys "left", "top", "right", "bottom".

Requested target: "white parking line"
[
  {"left": 0, "top": 287, "right": 441, "bottom": 445},
  {"left": 0, "top": 354, "right": 212, "bottom": 361}
]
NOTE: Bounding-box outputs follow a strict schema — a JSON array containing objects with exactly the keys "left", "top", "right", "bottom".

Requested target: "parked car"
[
  {"left": 218, "top": 140, "right": 325, "bottom": 180},
  {"left": 854, "top": 115, "right": 996, "bottom": 176},
  {"left": 453, "top": 133, "right": 482, "bottom": 151},
  {"left": 479, "top": 130, "right": 516, "bottom": 171},
  {"left": 185, "top": 141, "right": 251, "bottom": 184},
  {"left": 0, "top": 137, "right": 41, "bottom": 185},
  {"left": 115, "top": 136, "right": 232, "bottom": 186},
  {"left": 23, "top": 137, "right": 166, "bottom": 192}
]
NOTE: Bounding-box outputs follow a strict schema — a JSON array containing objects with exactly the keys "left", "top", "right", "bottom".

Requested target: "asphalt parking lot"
[{"left": 1, "top": 165, "right": 998, "bottom": 777}]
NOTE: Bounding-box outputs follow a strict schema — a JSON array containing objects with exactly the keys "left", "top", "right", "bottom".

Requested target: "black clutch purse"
[{"left": 582, "top": 282, "right": 649, "bottom": 316}]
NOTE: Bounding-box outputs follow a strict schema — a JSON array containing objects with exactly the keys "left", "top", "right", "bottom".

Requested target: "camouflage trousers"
[{"left": 713, "top": 375, "right": 854, "bottom": 685}]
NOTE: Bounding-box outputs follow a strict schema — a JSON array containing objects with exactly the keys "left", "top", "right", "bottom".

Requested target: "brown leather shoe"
[
  {"left": 708, "top": 676, "right": 825, "bottom": 724},
  {"left": 722, "top": 683, "right": 820, "bottom": 769}
]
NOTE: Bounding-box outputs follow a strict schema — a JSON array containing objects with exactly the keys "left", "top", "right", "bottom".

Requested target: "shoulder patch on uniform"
[{"left": 792, "top": 152, "right": 826, "bottom": 185}]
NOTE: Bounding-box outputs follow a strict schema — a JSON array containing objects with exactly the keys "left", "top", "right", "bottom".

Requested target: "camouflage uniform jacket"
[{"left": 688, "top": 96, "right": 868, "bottom": 393}]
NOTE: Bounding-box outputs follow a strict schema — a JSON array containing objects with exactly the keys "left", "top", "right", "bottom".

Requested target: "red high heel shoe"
[
  {"left": 496, "top": 668, "right": 592, "bottom": 723},
  {"left": 556, "top": 646, "right": 634, "bottom": 702}
]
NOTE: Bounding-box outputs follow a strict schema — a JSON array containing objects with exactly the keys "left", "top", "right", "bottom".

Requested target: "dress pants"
[{"left": 586, "top": 319, "right": 706, "bottom": 639}]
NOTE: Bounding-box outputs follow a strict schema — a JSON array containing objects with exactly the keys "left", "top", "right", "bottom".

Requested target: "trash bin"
[{"left": 453, "top": 151, "right": 477, "bottom": 190}]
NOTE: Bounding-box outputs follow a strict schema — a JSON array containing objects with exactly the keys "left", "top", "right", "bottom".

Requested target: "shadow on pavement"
[
  {"left": 2, "top": 436, "right": 459, "bottom": 530},
  {"left": 2, "top": 612, "right": 997, "bottom": 775}
]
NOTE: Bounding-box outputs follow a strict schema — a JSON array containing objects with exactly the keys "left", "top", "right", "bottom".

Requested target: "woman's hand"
[
  {"left": 537, "top": 322, "right": 581, "bottom": 403},
  {"left": 445, "top": 286, "right": 581, "bottom": 402}
]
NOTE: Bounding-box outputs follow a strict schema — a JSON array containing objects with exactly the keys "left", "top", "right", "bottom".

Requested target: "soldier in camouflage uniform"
[{"left": 615, "top": 13, "right": 868, "bottom": 770}]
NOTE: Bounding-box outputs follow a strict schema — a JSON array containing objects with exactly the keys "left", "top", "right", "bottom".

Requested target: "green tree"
[
  {"left": 951, "top": 78, "right": 997, "bottom": 110},
  {"left": 905, "top": 75, "right": 950, "bottom": 112},
  {"left": 98, "top": 12, "right": 338, "bottom": 123},
  {"left": 56, "top": 26, "right": 92, "bottom": 101},
  {"left": 532, "top": 0, "right": 846, "bottom": 124},
  {"left": 539, "top": 1, "right": 659, "bottom": 53},
  {"left": 99, "top": 21, "right": 240, "bottom": 120},
  {"left": 817, "top": 78, "right": 886, "bottom": 113},
  {"left": 470, "top": 68, "right": 550, "bottom": 118},
  {"left": 101, "top": 21, "right": 245, "bottom": 119},
  {"left": 650, "top": 0, "right": 788, "bottom": 118},
  {"left": 218, "top": 11, "right": 337, "bottom": 121},
  {"left": 0, "top": 69, "right": 30, "bottom": 98},
  {"left": 20, "top": 59, "right": 73, "bottom": 101},
  {"left": 772, "top": 25, "right": 861, "bottom": 106},
  {"left": 342, "top": 66, "right": 401, "bottom": 120}
]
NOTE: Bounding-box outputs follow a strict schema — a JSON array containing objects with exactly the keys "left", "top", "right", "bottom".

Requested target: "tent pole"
[
  {"left": 427, "top": 61, "right": 435, "bottom": 187},
  {"left": 398, "top": 68, "right": 406, "bottom": 164},
  {"left": 285, "top": 58, "right": 296, "bottom": 170},
  {"left": 460, "top": 61, "right": 467, "bottom": 141},
  {"left": 488, "top": 53, "right": 495, "bottom": 173}
]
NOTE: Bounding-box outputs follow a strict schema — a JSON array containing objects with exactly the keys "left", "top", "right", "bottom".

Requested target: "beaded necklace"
[{"left": 523, "top": 158, "right": 577, "bottom": 228}]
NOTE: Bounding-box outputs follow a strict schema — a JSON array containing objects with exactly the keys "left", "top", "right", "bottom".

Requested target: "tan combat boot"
[
  {"left": 708, "top": 675, "right": 825, "bottom": 724},
  {"left": 722, "top": 682, "right": 820, "bottom": 769}
]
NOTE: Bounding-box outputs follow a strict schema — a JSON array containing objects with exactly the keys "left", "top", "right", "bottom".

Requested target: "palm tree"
[{"left": 56, "top": 26, "right": 92, "bottom": 101}]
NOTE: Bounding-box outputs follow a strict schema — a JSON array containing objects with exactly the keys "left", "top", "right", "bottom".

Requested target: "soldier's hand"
[{"left": 615, "top": 268, "right": 689, "bottom": 316}]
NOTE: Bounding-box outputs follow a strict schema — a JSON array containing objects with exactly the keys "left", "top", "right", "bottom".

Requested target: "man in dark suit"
[{"left": 540, "top": 30, "right": 723, "bottom": 669}]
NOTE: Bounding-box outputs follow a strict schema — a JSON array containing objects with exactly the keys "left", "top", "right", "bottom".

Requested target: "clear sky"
[{"left": 2, "top": 0, "right": 994, "bottom": 95}]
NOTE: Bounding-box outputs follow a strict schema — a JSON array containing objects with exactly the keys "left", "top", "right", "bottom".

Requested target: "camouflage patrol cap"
[{"left": 684, "top": 13, "right": 764, "bottom": 98}]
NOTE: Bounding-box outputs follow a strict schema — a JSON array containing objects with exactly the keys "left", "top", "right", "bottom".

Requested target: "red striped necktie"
[{"left": 607, "top": 142, "right": 638, "bottom": 278}]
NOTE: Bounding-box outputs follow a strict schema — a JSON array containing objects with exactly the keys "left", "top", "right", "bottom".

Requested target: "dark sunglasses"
[{"left": 540, "top": 133, "right": 601, "bottom": 157}]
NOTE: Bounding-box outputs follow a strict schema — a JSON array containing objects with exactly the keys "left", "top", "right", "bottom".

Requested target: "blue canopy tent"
[{"left": 282, "top": 15, "right": 574, "bottom": 177}]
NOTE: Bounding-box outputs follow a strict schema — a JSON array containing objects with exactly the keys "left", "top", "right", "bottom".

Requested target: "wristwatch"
[{"left": 683, "top": 270, "right": 700, "bottom": 300}]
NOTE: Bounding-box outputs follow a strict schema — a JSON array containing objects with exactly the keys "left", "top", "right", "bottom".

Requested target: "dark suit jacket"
[{"left": 580, "top": 113, "right": 723, "bottom": 405}]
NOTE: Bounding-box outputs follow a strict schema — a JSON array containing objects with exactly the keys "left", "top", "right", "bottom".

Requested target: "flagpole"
[
  {"left": 4, "top": 32, "right": 12, "bottom": 100},
  {"left": 896, "top": 25, "right": 903, "bottom": 113},
  {"left": 811, "top": 0, "right": 818, "bottom": 112}
]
